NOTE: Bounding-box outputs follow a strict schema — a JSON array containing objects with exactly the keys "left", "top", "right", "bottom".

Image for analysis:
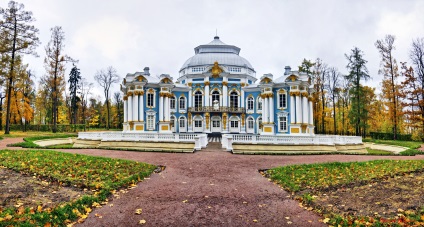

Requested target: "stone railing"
[
  {"left": 188, "top": 106, "right": 245, "bottom": 113},
  {"left": 78, "top": 132, "right": 208, "bottom": 150},
  {"left": 221, "top": 134, "right": 363, "bottom": 151}
]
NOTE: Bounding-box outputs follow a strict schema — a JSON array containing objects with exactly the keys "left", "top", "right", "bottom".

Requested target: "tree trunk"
[{"left": 5, "top": 17, "right": 18, "bottom": 135}]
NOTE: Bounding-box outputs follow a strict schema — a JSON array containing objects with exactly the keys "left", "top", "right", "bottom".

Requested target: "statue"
[
  {"left": 213, "top": 100, "right": 219, "bottom": 111},
  {"left": 211, "top": 61, "right": 223, "bottom": 78}
]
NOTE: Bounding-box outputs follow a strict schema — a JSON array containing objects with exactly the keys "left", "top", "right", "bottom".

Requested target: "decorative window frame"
[
  {"left": 246, "top": 95, "right": 255, "bottom": 113},
  {"left": 229, "top": 89, "right": 240, "bottom": 108},
  {"left": 277, "top": 112, "right": 289, "bottom": 132},
  {"left": 146, "top": 88, "right": 156, "bottom": 108},
  {"left": 145, "top": 110, "right": 157, "bottom": 131},
  {"left": 193, "top": 89, "right": 204, "bottom": 108},
  {"left": 277, "top": 89, "right": 288, "bottom": 109},
  {"left": 170, "top": 95, "right": 176, "bottom": 112},
  {"left": 247, "top": 116, "right": 255, "bottom": 130},
  {"left": 179, "top": 95, "right": 187, "bottom": 113},
  {"left": 210, "top": 88, "right": 221, "bottom": 106},
  {"left": 257, "top": 96, "right": 263, "bottom": 113},
  {"left": 179, "top": 116, "right": 187, "bottom": 132}
]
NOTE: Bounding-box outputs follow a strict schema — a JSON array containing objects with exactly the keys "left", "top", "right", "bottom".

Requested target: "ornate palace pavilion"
[{"left": 121, "top": 36, "right": 314, "bottom": 135}]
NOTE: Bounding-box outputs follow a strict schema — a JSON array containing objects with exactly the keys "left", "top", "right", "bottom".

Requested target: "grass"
[
  {"left": 267, "top": 160, "right": 424, "bottom": 226},
  {"left": 7, "top": 134, "right": 77, "bottom": 148},
  {"left": 268, "top": 159, "right": 424, "bottom": 192},
  {"left": 366, "top": 148, "right": 394, "bottom": 155},
  {"left": 363, "top": 138, "right": 422, "bottom": 149},
  {"left": 0, "top": 149, "right": 156, "bottom": 226}
]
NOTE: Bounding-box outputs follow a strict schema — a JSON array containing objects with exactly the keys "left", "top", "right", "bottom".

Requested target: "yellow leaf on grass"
[
  {"left": 322, "top": 218, "right": 330, "bottom": 223},
  {"left": 135, "top": 208, "right": 142, "bottom": 215},
  {"left": 37, "top": 205, "right": 43, "bottom": 212},
  {"left": 17, "top": 206, "right": 25, "bottom": 215},
  {"left": 421, "top": 215, "right": 424, "bottom": 221},
  {"left": 139, "top": 219, "right": 146, "bottom": 225}
]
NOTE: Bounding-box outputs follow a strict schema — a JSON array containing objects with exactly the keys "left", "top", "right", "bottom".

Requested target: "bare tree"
[
  {"left": 95, "top": 66, "right": 120, "bottom": 130},
  {"left": 0, "top": 1, "right": 40, "bottom": 134},
  {"left": 326, "top": 67, "right": 340, "bottom": 134}
]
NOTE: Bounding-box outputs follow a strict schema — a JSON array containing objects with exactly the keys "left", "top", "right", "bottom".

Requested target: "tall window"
[
  {"left": 147, "top": 115, "right": 154, "bottom": 130},
  {"left": 257, "top": 97, "right": 262, "bottom": 111},
  {"left": 278, "top": 93, "right": 287, "bottom": 109},
  {"left": 179, "top": 97, "right": 186, "bottom": 109},
  {"left": 230, "top": 91, "right": 238, "bottom": 108},
  {"left": 147, "top": 93, "right": 154, "bottom": 107},
  {"left": 247, "top": 97, "right": 254, "bottom": 110},
  {"left": 179, "top": 117, "right": 186, "bottom": 128},
  {"left": 247, "top": 117, "right": 254, "bottom": 129},
  {"left": 170, "top": 96, "right": 176, "bottom": 110},
  {"left": 230, "top": 120, "right": 239, "bottom": 128},
  {"left": 279, "top": 116, "right": 287, "bottom": 131},
  {"left": 212, "top": 90, "right": 220, "bottom": 104},
  {"left": 194, "top": 120, "right": 202, "bottom": 127},
  {"left": 194, "top": 91, "right": 202, "bottom": 108},
  {"left": 258, "top": 117, "right": 263, "bottom": 129}
]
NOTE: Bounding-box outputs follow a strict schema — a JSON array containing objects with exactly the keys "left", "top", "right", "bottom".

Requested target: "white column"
[
  {"left": 159, "top": 95, "right": 163, "bottom": 121},
  {"left": 309, "top": 100, "right": 313, "bottom": 125},
  {"left": 290, "top": 95, "right": 295, "bottom": 124},
  {"left": 223, "top": 83, "right": 228, "bottom": 107},
  {"left": 140, "top": 94, "right": 144, "bottom": 122},
  {"left": 241, "top": 89, "right": 245, "bottom": 108},
  {"left": 263, "top": 97, "right": 268, "bottom": 123},
  {"left": 164, "top": 96, "right": 169, "bottom": 121},
  {"left": 128, "top": 95, "right": 133, "bottom": 122},
  {"left": 205, "top": 83, "right": 210, "bottom": 107},
  {"left": 124, "top": 99, "right": 128, "bottom": 122},
  {"left": 295, "top": 95, "right": 301, "bottom": 123},
  {"left": 133, "top": 94, "right": 139, "bottom": 121},
  {"left": 188, "top": 91, "right": 192, "bottom": 108},
  {"left": 269, "top": 95, "right": 274, "bottom": 123},
  {"left": 302, "top": 95, "right": 308, "bottom": 124}
]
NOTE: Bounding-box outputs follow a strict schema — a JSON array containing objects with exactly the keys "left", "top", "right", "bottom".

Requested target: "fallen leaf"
[
  {"left": 182, "top": 200, "right": 188, "bottom": 203},
  {"left": 285, "top": 217, "right": 290, "bottom": 220},
  {"left": 253, "top": 219, "right": 258, "bottom": 223},
  {"left": 135, "top": 208, "right": 142, "bottom": 215},
  {"left": 322, "top": 218, "right": 330, "bottom": 223},
  {"left": 287, "top": 221, "right": 292, "bottom": 224},
  {"left": 139, "top": 220, "right": 146, "bottom": 225}
]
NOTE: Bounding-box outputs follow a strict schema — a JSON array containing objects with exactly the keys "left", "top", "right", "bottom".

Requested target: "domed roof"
[{"left": 180, "top": 36, "right": 254, "bottom": 72}]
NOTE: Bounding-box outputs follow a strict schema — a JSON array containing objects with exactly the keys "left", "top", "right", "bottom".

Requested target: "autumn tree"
[
  {"left": 375, "top": 35, "right": 401, "bottom": 139},
  {"left": 345, "top": 47, "right": 370, "bottom": 136},
  {"left": 44, "top": 26, "right": 73, "bottom": 133},
  {"left": 113, "top": 92, "right": 123, "bottom": 128},
  {"left": 94, "top": 66, "right": 119, "bottom": 130},
  {"left": 68, "top": 64, "right": 81, "bottom": 125},
  {"left": 0, "top": 1, "right": 39, "bottom": 134},
  {"left": 311, "top": 58, "right": 328, "bottom": 133}
]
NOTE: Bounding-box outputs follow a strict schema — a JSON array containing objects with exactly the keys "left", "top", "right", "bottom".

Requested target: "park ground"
[{"left": 1, "top": 134, "right": 424, "bottom": 226}]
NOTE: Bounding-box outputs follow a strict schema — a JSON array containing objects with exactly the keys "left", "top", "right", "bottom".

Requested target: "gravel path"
[{"left": 2, "top": 138, "right": 424, "bottom": 226}]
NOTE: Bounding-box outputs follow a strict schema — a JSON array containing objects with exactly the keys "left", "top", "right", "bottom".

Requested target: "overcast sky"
[{"left": 10, "top": 0, "right": 424, "bottom": 99}]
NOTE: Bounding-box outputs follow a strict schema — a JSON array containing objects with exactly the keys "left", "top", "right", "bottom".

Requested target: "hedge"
[{"left": 370, "top": 132, "right": 413, "bottom": 141}]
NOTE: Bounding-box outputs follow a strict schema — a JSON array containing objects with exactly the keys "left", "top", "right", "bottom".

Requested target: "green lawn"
[
  {"left": 267, "top": 160, "right": 424, "bottom": 226},
  {"left": 0, "top": 149, "right": 156, "bottom": 226}
]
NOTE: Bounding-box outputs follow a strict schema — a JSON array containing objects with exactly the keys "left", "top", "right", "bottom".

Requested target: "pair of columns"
[
  {"left": 289, "top": 92, "right": 313, "bottom": 124},
  {"left": 159, "top": 94, "right": 171, "bottom": 122},
  {"left": 124, "top": 91, "right": 144, "bottom": 122},
  {"left": 261, "top": 94, "right": 274, "bottom": 123}
]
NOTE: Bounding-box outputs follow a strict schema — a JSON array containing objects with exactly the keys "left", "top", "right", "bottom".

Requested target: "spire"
[{"left": 214, "top": 29, "right": 219, "bottom": 39}]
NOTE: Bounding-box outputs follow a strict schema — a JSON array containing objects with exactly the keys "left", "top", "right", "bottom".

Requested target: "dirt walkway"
[{"left": 2, "top": 139, "right": 424, "bottom": 226}]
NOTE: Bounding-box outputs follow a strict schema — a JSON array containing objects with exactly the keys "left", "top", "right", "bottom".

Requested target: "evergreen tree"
[
  {"left": 0, "top": 1, "right": 40, "bottom": 134},
  {"left": 68, "top": 64, "right": 81, "bottom": 125},
  {"left": 345, "top": 47, "right": 370, "bottom": 136}
]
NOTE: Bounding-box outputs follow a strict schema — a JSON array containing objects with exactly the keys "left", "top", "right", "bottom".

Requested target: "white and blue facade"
[{"left": 121, "top": 36, "right": 315, "bottom": 135}]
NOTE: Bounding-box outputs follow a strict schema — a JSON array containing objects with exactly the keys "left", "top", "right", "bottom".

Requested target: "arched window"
[
  {"left": 258, "top": 117, "right": 263, "bottom": 130},
  {"left": 212, "top": 90, "right": 220, "bottom": 104},
  {"left": 179, "top": 96, "right": 186, "bottom": 110},
  {"left": 247, "top": 97, "right": 254, "bottom": 110},
  {"left": 230, "top": 91, "right": 238, "bottom": 108},
  {"left": 247, "top": 117, "right": 254, "bottom": 129},
  {"left": 170, "top": 96, "right": 176, "bottom": 110},
  {"left": 179, "top": 116, "right": 186, "bottom": 132},
  {"left": 257, "top": 97, "right": 262, "bottom": 111},
  {"left": 194, "top": 91, "right": 203, "bottom": 108}
]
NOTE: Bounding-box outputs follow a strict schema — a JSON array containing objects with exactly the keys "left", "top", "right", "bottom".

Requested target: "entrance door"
[
  {"left": 194, "top": 116, "right": 203, "bottom": 132},
  {"left": 211, "top": 117, "right": 221, "bottom": 132}
]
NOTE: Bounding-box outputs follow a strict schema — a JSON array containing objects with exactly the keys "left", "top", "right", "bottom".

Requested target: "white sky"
[{"left": 11, "top": 0, "right": 424, "bottom": 99}]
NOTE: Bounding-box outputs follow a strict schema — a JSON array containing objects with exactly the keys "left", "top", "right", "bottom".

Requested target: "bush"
[{"left": 370, "top": 132, "right": 413, "bottom": 141}]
